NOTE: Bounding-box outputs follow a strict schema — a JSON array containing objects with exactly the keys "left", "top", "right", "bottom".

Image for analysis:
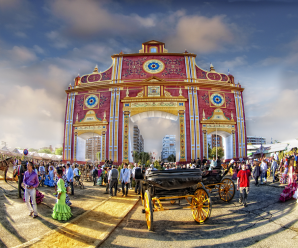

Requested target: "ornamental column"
[
  {"left": 101, "top": 131, "right": 106, "bottom": 162},
  {"left": 232, "top": 130, "right": 236, "bottom": 158},
  {"left": 73, "top": 132, "right": 78, "bottom": 161},
  {"left": 179, "top": 110, "right": 186, "bottom": 162},
  {"left": 203, "top": 130, "right": 208, "bottom": 158},
  {"left": 123, "top": 111, "right": 130, "bottom": 163}
]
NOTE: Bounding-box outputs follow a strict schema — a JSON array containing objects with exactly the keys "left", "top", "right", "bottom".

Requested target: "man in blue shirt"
[
  {"left": 66, "top": 163, "right": 74, "bottom": 195},
  {"left": 120, "top": 163, "right": 130, "bottom": 197}
]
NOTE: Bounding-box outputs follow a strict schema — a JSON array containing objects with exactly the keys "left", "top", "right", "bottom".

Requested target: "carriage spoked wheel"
[
  {"left": 218, "top": 178, "right": 235, "bottom": 202},
  {"left": 144, "top": 190, "right": 153, "bottom": 231},
  {"left": 191, "top": 188, "right": 212, "bottom": 224},
  {"left": 141, "top": 186, "right": 145, "bottom": 206}
]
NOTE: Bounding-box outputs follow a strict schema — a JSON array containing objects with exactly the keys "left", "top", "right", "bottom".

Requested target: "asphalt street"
[{"left": 101, "top": 180, "right": 298, "bottom": 248}]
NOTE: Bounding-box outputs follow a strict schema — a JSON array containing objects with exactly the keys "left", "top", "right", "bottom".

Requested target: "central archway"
[
  {"left": 207, "top": 130, "right": 234, "bottom": 160},
  {"left": 129, "top": 111, "right": 180, "bottom": 162}
]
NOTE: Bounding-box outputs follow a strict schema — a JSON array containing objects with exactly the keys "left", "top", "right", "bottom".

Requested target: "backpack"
[{"left": 135, "top": 167, "right": 143, "bottom": 179}]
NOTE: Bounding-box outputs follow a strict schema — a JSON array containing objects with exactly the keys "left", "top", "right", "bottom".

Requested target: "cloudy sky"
[{"left": 0, "top": 0, "right": 298, "bottom": 154}]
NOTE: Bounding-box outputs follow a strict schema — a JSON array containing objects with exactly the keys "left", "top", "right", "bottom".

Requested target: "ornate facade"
[{"left": 63, "top": 40, "right": 247, "bottom": 164}]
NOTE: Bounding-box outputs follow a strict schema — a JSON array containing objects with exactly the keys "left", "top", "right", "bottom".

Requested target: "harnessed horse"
[{"left": 0, "top": 157, "right": 14, "bottom": 182}]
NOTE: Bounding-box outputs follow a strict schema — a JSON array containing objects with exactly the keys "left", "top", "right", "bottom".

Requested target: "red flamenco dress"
[{"left": 279, "top": 166, "right": 297, "bottom": 202}]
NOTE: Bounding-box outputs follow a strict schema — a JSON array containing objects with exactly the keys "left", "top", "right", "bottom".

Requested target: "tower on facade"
[
  {"left": 133, "top": 125, "right": 144, "bottom": 153},
  {"left": 161, "top": 135, "right": 176, "bottom": 161}
]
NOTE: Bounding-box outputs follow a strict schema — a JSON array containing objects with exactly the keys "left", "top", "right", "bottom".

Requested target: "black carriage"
[
  {"left": 141, "top": 169, "right": 212, "bottom": 231},
  {"left": 201, "top": 164, "right": 235, "bottom": 202}
]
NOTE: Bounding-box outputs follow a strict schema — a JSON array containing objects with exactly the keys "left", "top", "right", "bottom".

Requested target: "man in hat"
[
  {"left": 108, "top": 165, "right": 118, "bottom": 197},
  {"left": 14, "top": 160, "right": 26, "bottom": 198}
]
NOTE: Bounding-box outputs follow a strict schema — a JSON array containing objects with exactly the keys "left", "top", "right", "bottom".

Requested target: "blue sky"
[{"left": 0, "top": 0, "right": 297, "bottom": 151}]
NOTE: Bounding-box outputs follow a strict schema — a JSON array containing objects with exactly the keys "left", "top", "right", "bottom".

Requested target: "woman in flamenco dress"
[
  {"left": 54, "top": 169, "right": 72, "bottom": 206},
  {"left": 52, "top": 169, "right": 72, "bottom": 221},
  {"left": 279, "top": 164, "right": 297, "bottom": 202}
]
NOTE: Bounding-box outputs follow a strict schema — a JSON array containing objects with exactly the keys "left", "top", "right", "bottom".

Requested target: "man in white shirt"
[
  {"left": 273, "top": 152, "right": 279, "bottom": 161},
  {"left": 145, "top": 164, "right": 157, "bottom": 176},
  {"left": 260, "top": 159, "right": 268, "bottom": 184},
  {"left": 120, "top": 163, "right": 130, "bottom": 197}
]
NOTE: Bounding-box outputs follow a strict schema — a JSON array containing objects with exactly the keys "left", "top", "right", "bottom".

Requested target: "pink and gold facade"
[{"left": 63, "top": 40, "right": 247, "bottom": 164}]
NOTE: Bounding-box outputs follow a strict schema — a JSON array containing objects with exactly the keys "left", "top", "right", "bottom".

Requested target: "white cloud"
[
  {"left": 0, "top": 85, "right": 65, "bottom": 149},
  {"left": 14, "top": 31, "right": 27, "bottom": 38},
  {"left": 4, "top": 46, "right": 37, "bottom": 63},
  {"left": 46, "top": 30, "right": 70, "bottom": 49},
  {"left": 167, "top": 15, "right": 234, "bottom": 53},
  {"left": 33, "top": 45, "right": 45, "bottom": 54}
]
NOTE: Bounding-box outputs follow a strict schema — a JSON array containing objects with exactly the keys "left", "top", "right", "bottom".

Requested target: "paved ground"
[
  {"left": 101, "top": 179, "right": 298, "bottom": 248},
  {"left": 0, "top": 176, "right": 108, "bottom": 248},
  {"left": 1, "top": 168, "right": 298, "bottom": 248}
]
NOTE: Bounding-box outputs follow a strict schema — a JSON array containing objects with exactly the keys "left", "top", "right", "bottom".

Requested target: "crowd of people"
[
  {"left": 13, "top": 159, "right": 74, "bottom": 220},
  {"left": 9, "top": 150, "right": 298, "bottom": 222}
]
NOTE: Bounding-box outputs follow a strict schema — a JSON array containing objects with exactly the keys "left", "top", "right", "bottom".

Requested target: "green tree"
[
  {"left": 139, "top": 152, "right": 150, "bottom": 165},
  {"left": 29, "top": 148, "right": 38, "bottom": 152},
  {"left": 208, "top": 143, "right": 212, "bottom": 159},
  {"left": 38, "top": 148, "right": 52, "bottom": 154},
  {"left": 133, "top": 151, "right": 140, "bottom": 163},
  {"left": 55, "top": 147, "right": 63, "bottom": 155},
  {"left": 96, "top": 152, "right": 101, "bottom": 161},
  {"left": 167, "top": 154, "right": 176, "bottom": 162},
  {"left": 210, "top": 147, "right": 224, "bottom": 159}
]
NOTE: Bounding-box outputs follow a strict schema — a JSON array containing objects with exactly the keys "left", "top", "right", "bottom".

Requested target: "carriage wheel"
[
  {"left": 144, "top": 190, "right": 153, "bottom": 231},
  {"left": 218, "top": 178, "right": 235, "bottom": 202},
  {"left": 191, "top": 188, "right": 212, "bottom": 224}
]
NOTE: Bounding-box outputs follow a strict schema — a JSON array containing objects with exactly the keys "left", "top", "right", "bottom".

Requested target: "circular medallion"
[
  {"left": 143, "top": 59, "right": 165, "bottom": 74},
  {"left": 85, "top": 95, "right": 99, "bottom": 108},
  {"left": 23, "top": 149, "right": 28, "bottom": 156},
  {"left": 210, "top": 93, "right": 225, "bottom": 107}
]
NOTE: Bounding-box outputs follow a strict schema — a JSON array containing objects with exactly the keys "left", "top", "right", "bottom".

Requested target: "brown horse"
[{"left": 0, "top": 157, "right": 14, "bottom": 182}]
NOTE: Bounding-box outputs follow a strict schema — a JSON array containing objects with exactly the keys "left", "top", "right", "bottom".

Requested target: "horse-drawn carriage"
[{"left": 140, "top": 165, "right": 235, "bottom": 231}]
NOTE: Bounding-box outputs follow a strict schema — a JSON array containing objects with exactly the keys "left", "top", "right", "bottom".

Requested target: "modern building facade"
[
  {"left": 133, "top": 125, "right": 144, "bottom": 153},
  {"left": 86, "top": 136, "right": 101, "bottom": 161},
  {"left": 247, "top": 136, "right": 266, "bottom": 145},
  {"left": 212, "top": 135, "right": 223, "bottom": 148},
  {"left": 63, "top": 40, "right": 247, "bottom": 164},
  {"left": 161, "top": 135, "right": 176, "bottom": 161}
]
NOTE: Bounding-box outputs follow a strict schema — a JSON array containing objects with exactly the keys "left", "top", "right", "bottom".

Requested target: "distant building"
[
  {"left": 207, "top": 135, "right": 223, "bottom": 149},
  {"left": 86, "top": 136, "right": 101, "bottom": 161},
  {"left": 247, "top": 136, "right": 266, "bottom": 145},
  {"left": 161, "top": 135, "right": 176, "bottom": 161},
  {"left": 133, "top": 125, "right": 144, "bottom": 153},
  {"left": 212, "top": 135, "right": 223, "bottom": 148}
]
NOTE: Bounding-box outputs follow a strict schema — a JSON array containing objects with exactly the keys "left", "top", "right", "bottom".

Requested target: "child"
[{"left": 52, "top": 169, "right": 72, "bottom": 221}]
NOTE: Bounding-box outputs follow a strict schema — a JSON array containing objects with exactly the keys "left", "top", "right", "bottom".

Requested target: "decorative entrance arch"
[{"left": 63, "top": 40, "right": 247, "bottom": 164}]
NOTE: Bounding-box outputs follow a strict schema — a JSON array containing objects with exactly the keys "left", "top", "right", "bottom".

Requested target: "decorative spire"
[
  {"left": 76, "top": 113, "right": 79, "bottom": 122},
  {"left": 228, "top": 69, "right": 230, "bottom": 75},
  {"left": 93, "top": 65, "right": 98, "bottom": 73},
  {"left": 203, "top": 109, "right": 206, "bottom": 120},
  {"left": 184, "top": 49, "right": 188, "bottom": 53},
  {"left": 103, "top": 111, "right": 106, "bottom": 120},
  {"left": 119, "top": 51, "right": 124, "bottom": 55},
  {"left": 126, "top": 88, "right": 129, "bottom": 97},
  {"left": 210, "top": 63, "right": 215, "bottom": 72},
  {"left": 179, "top": 87, "right": 182, "bottom": 96},
  {"left": 231, "top": 111, "right": 234, "bottom": 120}
]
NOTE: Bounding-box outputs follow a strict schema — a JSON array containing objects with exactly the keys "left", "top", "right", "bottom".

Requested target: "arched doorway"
[
  {"left": 76, "top": 132, "right": 102, "bottom": 162},
  {"left": 207, "top": 131, "right": 234, "bottom": 160},
  {"left": 129, "top": 111, "right": 180, "bottom": 162}
]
